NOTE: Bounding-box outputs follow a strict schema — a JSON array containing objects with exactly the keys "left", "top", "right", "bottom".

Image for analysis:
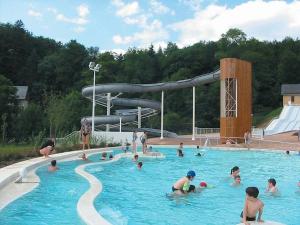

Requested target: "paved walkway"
[{"left": 148, "top": 132, "right": 300, "bottom": 152}]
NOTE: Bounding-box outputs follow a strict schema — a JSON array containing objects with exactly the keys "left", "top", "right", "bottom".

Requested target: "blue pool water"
[
  {"left": 0, "top": 160, "right": 88, "bottom": 225},
  {"left": 87, "top": 148, "right": 300, "bottom": 225},
  {"left": 0, "top": 148, "right": 300, "bottom": 225}
]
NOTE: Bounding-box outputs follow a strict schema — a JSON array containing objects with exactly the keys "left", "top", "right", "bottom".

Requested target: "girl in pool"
[{"left": 230, "top": 166, "right": 240, "bottom": 178}]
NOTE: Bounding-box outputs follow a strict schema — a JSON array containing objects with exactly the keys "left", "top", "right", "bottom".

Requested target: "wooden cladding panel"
[{"left": 220, "top": 58, "right": 252, "bottom": 142}]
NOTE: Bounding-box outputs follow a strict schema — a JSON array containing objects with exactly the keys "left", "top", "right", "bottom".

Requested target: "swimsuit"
[
  {"left": 172, "top": 186, "right": 184, "bottom": 193},
  {"left": 240, "top": 211, "right": 256, "bottom": 221}
]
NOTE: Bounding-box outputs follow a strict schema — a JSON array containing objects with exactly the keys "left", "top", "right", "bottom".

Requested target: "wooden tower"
[{"left": 220, "top": 58, "right": 252, "bottom": 143}]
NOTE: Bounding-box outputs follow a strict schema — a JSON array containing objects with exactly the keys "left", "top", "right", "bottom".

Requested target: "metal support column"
[
  {"left": 192, "top": 86, "right": 196, "bottom": 140},
  {"left": 160, "top": 91, "right": 164, "bottom": 139},
  {"left": 119, "top": 117, "right": 122, "bottom": 133},
  {"left": 106, "top": 93, "right": 111, "bottom": 132},
  {"left": 138, "top": 106, "right": 141, "bottom": 128}
]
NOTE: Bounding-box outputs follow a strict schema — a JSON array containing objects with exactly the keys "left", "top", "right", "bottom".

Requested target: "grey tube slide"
[
  {"left": 82, "top": 70, "right": 220, "bottom": 96},
  {"left": 82, "top": 69, "right": 220, "bottom": 136}
]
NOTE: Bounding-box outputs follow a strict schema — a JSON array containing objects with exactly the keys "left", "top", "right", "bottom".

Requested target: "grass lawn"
[{"left": 0, "top": 144, "right": 38, "bottom": 168}]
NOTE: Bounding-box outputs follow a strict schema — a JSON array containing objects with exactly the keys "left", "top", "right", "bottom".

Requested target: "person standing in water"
[
  {"left": 132, "top": 131, "right": 138, "bottom": 153},
  {"left": 172, "top": 170, "right": 196, "bottom": 195},
  {"left": 81, "top": 119, "right": 91, "bottom": 150},
  {"left": 140, "top": 131, "right": 147, "bottom": 154}
]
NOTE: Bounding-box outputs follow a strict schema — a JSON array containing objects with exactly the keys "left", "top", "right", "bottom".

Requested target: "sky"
[{"left": 0, "top": 0, "right": 299, "bottom": 54}]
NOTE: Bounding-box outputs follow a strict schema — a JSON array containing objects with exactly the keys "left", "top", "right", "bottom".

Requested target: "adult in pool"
[{"left": 172, "top": 170, "right": 196, "bottom": 195}]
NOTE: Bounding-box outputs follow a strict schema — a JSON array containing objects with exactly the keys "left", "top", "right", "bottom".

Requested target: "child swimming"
[
  {"left": 232, "top": 175, "right": 241, "bottom": 186},
  {"left": 230, "top": 166, "right": 240, "bottom": 178},
  {"left": 266, "top": 178, "right": 278, "bottom": 194},
  {"left": 241, "top": 187, "right": 264, "bottom": 225},
  {"left": 137, "top": 162, "right": 143, "bottom": 169}
]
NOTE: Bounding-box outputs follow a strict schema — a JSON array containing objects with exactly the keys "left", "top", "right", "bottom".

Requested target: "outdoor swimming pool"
[
  {"left": 0, "top": 147, "right": 300, "bottom": 225},
  {"left": 88, "top": 148, "right": 300, "bottom": 225}
]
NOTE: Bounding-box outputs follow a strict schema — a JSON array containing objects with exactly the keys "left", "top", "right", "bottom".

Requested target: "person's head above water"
[
  {"left": 268, "top": 178, "right": 276, "bottom": 187},
  {"left": 187, "top": 170, "right": 196, "bottom": 180},
  {"left": 246, "top": 187, "right": 259, "bottom": 198},
  {"left": 51, "top": 160, "right": 57, "bottom": 167},
  {"left": 231, "top": 166, "right": 240, "bottom": 175},
  {"left": 134, "top": 154, "right": 138, "bottom": 160},
  {"left": 137, "top": 162, "right": 143, "bottom": 168},
  {"left": 200, "top": 181, "right": 207, "bottom": 188},
  {"left": 188, "top": 184, "right": 195, "bottom": 192},
  {"left": 234, "top": 175, "right": 241, "bottom": 183}
]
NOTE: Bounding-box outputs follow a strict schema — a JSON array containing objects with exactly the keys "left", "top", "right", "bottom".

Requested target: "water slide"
[
  {"left": 81, "top": 70, "right": 220, "bottom": 137},
  {"left": 265, "top": 105, "right": 300, "bottom": 135}
]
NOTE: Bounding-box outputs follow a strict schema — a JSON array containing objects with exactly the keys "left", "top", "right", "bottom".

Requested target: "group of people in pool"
[
  {"left": 132, "top": 154, "right": 143, "bottom": 169},
  {"left": 177, "top": 143, "right": 204, "bottom": 157},
  {"left": 171, "top": 165, "right": 287, "bottom": 225}
]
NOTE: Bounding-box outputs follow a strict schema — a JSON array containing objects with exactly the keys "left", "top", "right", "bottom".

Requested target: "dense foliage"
[{"left": 1, "top": 21, "right": 300, "bottom": 142}]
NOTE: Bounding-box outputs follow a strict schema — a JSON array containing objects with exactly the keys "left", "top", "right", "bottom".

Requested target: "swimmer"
[
  {"left": 286, "top": 150, "right": 290, "bottom": 155},
  {"left": 101, "top": 152, "right": 107, "bottom": 160},
  {"left": 172, "top": 170, "right": 196, "bottom": 195},
  {"left": 195, "top": 145, "right": 202, "bottom": 156},
  {"left": 109, "top": 154, "right": 113, "bottom": 160},
  {"left": 177, "top": 143, "right": 184, "bottom": 157},
  {"left": 132, "top": 154, "right": 139, "bottom": 161},
  {"left": 48, "top": 160, "right": 59, "bottom": 172},
  {"left": 230, "top": 166, "right": 240, "bottom": 178},
  {"left": 232, "top": 175, "right": 241, "bottom": 186},
  {"left": 81, "top": 153, "right": 88, "bottom": 161},
  {"left": 137, "top": 162, "right": 143, "bottom": 169},
  {"left": 241, "top": 187, "right": 264, "bottom": 225},
  {"left": 266, "top": 178, "right": 278, "bottom": 194}
]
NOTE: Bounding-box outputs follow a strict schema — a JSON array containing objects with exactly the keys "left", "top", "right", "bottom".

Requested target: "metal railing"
[
  {"left": 197, "top": 135, "right": 300, "bottom": 151},
  {"left": 195, "top": 128, "right": 220, "bottom": 136}
]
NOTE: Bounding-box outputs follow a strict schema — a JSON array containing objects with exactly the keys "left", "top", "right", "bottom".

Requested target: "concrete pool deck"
[{"left": 148, "top": 132, "right": 300, "bottom": 152}]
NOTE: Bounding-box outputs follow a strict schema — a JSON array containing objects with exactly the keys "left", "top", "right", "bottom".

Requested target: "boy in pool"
[
  {"left": 137, "top": 162, "right": 143, "bottom": 169},
  {"left": 48, "top": 160, "right": 59, "bottom": 172},
  {"left": 230, "top": 166, "right": 240, "bottom": 178},
  {"left": 177, "top": 143, "right": 184, "bottom": 157},
  {"left": 232, "top": 175, "right": 241, "bottom": 186},
  {"left": 132, "top": 154, "right": 139, "bottom": 161},
  {"left": 172, "top": 170, "right": 196, "bottom": 195},
  {"left": 241, "top": 187, "right": 264, "bottom": 225},
  {"left": 266, "top": 178, "right": 278, "bottom": 194}
]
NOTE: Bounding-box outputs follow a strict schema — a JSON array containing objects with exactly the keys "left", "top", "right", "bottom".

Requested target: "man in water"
[
  {"left": 232, "top": 175, "right": 242, "bottom": 186},
  {"left": 172, "top": 170, "right": 196, "bottom": 195},
  {"left": 48, "top": 160, "right": 59, "bottom": 172}
]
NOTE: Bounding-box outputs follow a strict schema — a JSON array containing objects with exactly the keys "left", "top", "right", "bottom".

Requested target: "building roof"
[
  {"left": 281, "top": 84, "right": 300, "bottom": 95},
  {"left": 14, "top": 86, "right": 28, "bottom": 100}
]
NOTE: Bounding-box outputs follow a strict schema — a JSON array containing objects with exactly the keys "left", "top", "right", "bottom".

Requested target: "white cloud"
[
  {"left": 179, "top": 0, "right": 203, "bottom": 11},
  {"left": 123, "top": 14, "right": 148, "bottom": 26},
  {"left": 77, "top": 4, "right": 89, "bottom": 18},
  {"left": 112, "top": 19, "right": 168, "bottom": 47},
  {"left": 56, "top": 14, "right": 88, "bottom": 25},
  {"left": 149, "top": 0, "right": 175, "bottom": 15},
  {"left": 47, "top": 7, "right": 58, "bottom": 14},
  {"left": 171, "top": 0, "right": 300, "bottom": 47},
  {"left": 28, "top": 9, "right": 42, "bottom": 17},
  {"left": 49, "top": 4, "right": 90, "bottom": 32},
  {"left": 116, "top": 1, "right": 139, "bottom": 17}
]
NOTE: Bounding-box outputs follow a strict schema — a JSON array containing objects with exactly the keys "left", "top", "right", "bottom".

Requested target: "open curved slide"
[{"left": 81, "top": 70, "right": 220, "bottom": 136}]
